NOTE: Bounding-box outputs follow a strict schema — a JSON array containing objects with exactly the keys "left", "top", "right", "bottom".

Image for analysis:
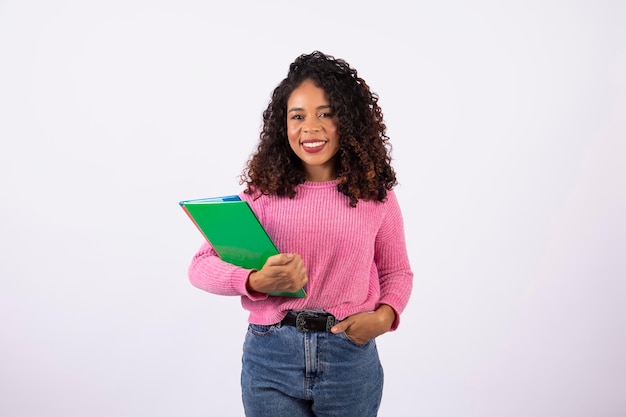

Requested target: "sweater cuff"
[{"left": 232, "top": 268, "right": 268, "bottom": 301}]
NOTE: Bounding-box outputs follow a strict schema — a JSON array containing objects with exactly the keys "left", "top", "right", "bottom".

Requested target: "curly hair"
[{"left": 241, "top": 51, "right": 397, "bottom": 207}]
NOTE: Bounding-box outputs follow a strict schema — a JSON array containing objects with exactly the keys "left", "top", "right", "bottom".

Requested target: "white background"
[{"left": 1, "top": 1, "right": 625, "bottom": 416}]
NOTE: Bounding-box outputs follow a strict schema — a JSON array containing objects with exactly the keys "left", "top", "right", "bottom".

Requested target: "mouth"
[{"left": 300, "top": 139, "right": 328, "bottom": 153}]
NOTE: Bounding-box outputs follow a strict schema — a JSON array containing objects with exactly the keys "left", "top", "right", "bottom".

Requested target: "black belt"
[{"left": 281, "top": 311, "right": 338, "bottom": 332}]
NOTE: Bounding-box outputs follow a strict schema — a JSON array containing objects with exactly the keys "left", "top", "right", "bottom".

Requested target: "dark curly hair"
[{"left": 241, "top": 51, "right": 397, "bottom": 207}]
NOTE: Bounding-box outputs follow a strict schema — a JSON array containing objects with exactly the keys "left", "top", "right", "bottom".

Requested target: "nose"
[{"left": 303, "top": 118, "right": 321, "bottom": 133}]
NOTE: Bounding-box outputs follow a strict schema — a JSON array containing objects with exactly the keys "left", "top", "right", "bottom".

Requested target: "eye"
[
  {"left": 290, "top": 114, "right": 304, "bottom": 120},
  {"left": 319, "top": 112, "right": 333, "bottom": 118}
]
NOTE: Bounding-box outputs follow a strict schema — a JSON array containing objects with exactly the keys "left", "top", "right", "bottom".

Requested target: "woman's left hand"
[{"left": 330, "top": 304, "right": 396, "bottom": 345}]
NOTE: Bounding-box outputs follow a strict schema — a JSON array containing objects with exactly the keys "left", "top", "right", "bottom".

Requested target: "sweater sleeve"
[
  {"left": 187, "top": 241, "right": 269, "bottom": 300},
  {"left": 374, "top": 191, "right": 414, "bottom": 330}
]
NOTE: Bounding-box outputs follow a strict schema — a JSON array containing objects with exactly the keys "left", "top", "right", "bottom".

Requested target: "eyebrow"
[{"left": 287, "top": 104, "right": 332, "bottom": 113}]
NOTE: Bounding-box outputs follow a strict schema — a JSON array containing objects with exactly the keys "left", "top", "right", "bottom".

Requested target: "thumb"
[
  {"left": 330, "top": 319, "right": 349, "bottom": 334},
  {"left": 268, "top": 252, "right": 294, "bottom": 266}
]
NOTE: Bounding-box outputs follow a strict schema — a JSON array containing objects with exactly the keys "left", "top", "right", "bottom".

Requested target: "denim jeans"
[{"left": 241, "top": 319, "right": 384, "bottom": 417}]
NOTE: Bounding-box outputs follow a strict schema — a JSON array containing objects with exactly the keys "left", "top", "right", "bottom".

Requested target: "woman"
[{"left": 188, "top": 51, "right": 413, "bottom": 417}]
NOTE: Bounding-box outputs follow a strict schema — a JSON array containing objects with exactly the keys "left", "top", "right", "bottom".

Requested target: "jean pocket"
[
  {"left": 247, "top": 323, "right": 276, "bottom": 336},
  {"left": 337, "top": 331, "right": 371, "bottom": 347}
]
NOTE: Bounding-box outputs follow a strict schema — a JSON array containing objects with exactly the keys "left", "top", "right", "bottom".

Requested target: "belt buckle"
[{"left": 295, "top": 311, "right": 314, "bottom": 333}]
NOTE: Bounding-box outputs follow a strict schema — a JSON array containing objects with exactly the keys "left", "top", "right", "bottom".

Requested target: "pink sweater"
[{"left": 188, "top": 180, "right": 413, "bottom": 329}]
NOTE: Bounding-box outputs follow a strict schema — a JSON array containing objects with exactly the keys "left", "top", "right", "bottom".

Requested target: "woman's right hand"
[{"left": 246, "top": 253, "right": 308, "bottom": 294}]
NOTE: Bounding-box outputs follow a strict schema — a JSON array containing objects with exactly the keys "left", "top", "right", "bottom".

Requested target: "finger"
[
  {"left": 266, "top": 253, "right": 294, "bottom": 266},
  {"left": 330, "top": 319, "right": 350, "bottom": 334}
]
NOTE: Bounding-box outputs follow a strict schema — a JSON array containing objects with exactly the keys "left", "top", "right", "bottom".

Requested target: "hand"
[
  {"left": 246, "top": 253, "right": 308, "bottom": 294},
  {"left": 330, "top": 304, "right": 396, "bottom": 345}
]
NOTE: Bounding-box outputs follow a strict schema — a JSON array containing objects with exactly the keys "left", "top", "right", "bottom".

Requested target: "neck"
[{"left": 304, "top": 165, "right": 336, "bottom": 182}]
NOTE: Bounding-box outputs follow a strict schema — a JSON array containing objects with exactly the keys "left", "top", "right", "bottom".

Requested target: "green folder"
[{"left": 180, "top": 195, "right": 306, "bottom": 298}]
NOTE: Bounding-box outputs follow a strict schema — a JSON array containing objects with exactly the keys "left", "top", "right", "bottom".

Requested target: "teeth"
[{"left": 302, "top": 141, "right": 325, "bottom": 148}]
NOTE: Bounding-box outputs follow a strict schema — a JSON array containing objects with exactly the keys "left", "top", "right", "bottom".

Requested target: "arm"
[
  {"left": 188, "top": 242, "right": 308, "bottom": 298},
  {"left": 188, "top": 241, "right": 265, "bottom": 298},
  {"left": 373, "top": 191, "right": 413, "bottom": 330},
  {"left": 331, "top": 192, "right": 413, "bottom": 342}
]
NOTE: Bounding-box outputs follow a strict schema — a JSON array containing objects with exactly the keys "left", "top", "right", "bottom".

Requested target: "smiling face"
[{"left": 286, "top": 80, "right": 340, "bottom": 182}]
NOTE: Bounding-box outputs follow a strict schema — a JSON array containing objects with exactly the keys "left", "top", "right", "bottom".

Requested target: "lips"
[{"left": 301, "top": 139, "right": 327, "bottom": 153}]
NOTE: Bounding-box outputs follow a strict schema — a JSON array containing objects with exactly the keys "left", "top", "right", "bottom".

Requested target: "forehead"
[{"left": 287, "top": 80, "right": 329, "bottom": 106}]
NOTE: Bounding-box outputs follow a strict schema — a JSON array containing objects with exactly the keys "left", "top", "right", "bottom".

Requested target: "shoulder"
[
  {"left": 239, "top": 188, "right": 264, "bottom": 208},
  {"left": 382, "top": 189, "right": 406, "bottom": 216},
  {"left": 365, "top": 188, "right": 400, "bottom": 211},
  {"left": 382, "top": 188, "right": 398, "bottom": 203},
  {"left": 366, "top": 189, "right": 405, "bottom": 226},
  {"left": 239, "top": 189, "right": 281, "bottom": 220}
]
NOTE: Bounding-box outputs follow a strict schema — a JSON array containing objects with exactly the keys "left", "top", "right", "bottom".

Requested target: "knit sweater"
[{"left": 187, "top": 180, "right": 413, "bottom": 330}]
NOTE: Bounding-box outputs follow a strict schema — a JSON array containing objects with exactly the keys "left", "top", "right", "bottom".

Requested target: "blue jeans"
[{"left": 241, "top": 319, "right": 384, "bottom": 417}]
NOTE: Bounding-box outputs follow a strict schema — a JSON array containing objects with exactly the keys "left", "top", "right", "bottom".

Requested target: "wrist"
[{"left": 376, "top": 304, "right": 396, "bottom": 329}]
